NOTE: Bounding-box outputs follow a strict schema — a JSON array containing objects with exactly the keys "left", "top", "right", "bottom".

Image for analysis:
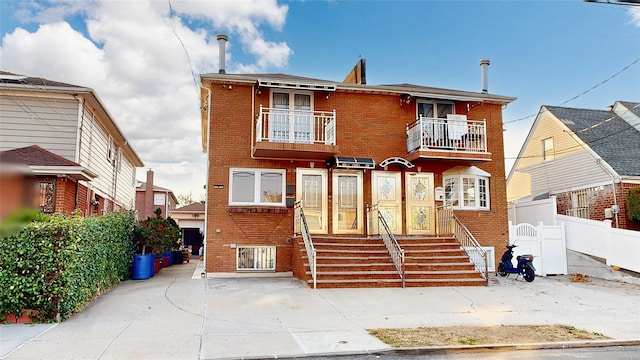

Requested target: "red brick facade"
[
  {"left": 555, "top": 182, "right": 640, "bottom": 231},
  {"left": 203, "top": 76, "right": 514, "bottom": 273}
]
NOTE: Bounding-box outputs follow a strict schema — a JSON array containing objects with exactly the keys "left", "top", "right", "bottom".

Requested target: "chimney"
[
  {"left": 217, "top": 34, "right": 228, "bottom": 74},
  {"left": 480, "top": 59, "right": 490, "bottom": 93}
]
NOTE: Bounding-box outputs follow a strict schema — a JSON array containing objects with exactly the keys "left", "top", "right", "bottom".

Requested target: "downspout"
[
  {"left": 200, "top": 83, "right": 211, "bottom": 277},
  {"left": 251, "top": 84, "right": 256, "bottom": 159},
  {"left": 564, "top": 130, "right": 620, "bottom": 228}
]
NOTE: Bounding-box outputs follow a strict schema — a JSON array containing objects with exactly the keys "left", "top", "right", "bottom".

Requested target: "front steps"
[{"left": 295, "top": 236, "right": 486, "bottom": 288}]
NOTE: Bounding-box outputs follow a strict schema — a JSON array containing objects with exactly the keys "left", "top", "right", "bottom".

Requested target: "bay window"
[{"left": 444, "top": 174, "right": 489, "bottom": 210}]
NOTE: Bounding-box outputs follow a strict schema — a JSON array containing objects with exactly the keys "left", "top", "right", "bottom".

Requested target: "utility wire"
[
  {"left": 167, "top": 0, "right": 200, "bottom": 99},
  {"left": 504, "top": 57, "right": 640, "bottom": 125}
]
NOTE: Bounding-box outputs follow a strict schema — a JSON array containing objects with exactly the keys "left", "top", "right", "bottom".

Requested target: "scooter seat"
[{"left": 517, "top": 254, "right": 533, "bottom": 260}]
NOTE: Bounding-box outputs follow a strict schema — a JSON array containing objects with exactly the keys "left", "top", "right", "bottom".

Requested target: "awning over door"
[{"left": 329, "top": 156, "right": 376, "bottom": 170}]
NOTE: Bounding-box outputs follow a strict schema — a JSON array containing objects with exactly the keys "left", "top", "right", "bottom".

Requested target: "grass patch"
[{"left": 368, "top": 325, "right": 609, "bottom": 347}]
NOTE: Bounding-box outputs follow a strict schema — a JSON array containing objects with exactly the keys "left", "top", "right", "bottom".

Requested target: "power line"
[
  {"left": 167, "top": 0, "right": 199, "bottom": 99},
  {"left": 504, "top": 57, "right": 640, "bottom": 125}
]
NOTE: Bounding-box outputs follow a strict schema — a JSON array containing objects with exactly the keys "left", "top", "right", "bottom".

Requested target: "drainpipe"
[{"left": 199, "top": 82, "right": 211, "bottom": 277}]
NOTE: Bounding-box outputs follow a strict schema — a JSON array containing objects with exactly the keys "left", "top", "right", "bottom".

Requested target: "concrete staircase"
[{"left": 295, "top": 236, "right": 486, "bottom": 288}]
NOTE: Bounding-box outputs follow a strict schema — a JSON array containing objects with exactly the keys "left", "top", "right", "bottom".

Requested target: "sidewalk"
[{"left": 2, "top": 260, "right": 639, "bottom": 359}]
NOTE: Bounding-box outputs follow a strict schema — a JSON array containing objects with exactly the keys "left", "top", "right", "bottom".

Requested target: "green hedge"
[{"left": 0, "top": 211, "right": 137, "bottom": 322}]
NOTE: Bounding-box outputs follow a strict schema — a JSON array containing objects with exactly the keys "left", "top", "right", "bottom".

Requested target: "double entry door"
[{"left": 296, "top": 169, "right": 435, "bottom": 235}]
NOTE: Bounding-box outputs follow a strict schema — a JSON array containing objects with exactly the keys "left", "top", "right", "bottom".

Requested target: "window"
[
  {"left": 418, "top": 101, "right": 454, "bottom": 118},
  {"left": 229, "top": 168, "right": 286, "bottom": 206},
  {"left": 154, "top": 193, "right": 165, "bottom": 206},
  {"left": 35, "top": 177, "right": 56, "bottom": 213},
  {"left": 543, "top": 138, "right": 554, "bottom": 161},
  {"left": 567, "top": 189, "right": 589, "bottom": 219},
  {"left": 444, "top": 175, "right": 489, "bottom": 210},
  {"left": 237, "top": 246, "right": 275, "bottom": 271}
]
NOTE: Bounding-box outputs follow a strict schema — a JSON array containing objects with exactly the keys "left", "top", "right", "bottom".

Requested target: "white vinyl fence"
[
  {"left": 508, "top": 221, "right": 568, "bottom": 276},
  {"left": 509, "top": 198, "right": 640, "bottom": 274},
  {"left": 558, "top": 214, "right": 640, "bottom": 273}
]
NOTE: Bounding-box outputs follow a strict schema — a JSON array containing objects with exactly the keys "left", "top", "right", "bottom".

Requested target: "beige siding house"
[
  {"left": 507, "top": 101, "right": 640, "bottom": 230},
  {"left": 0, "top": 71, "right": 143, "bottom": 214}
]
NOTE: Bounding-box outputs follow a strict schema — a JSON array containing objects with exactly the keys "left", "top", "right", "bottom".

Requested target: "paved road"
[{"left": 1, "top": 261, "right": 639, "bottom": 359}]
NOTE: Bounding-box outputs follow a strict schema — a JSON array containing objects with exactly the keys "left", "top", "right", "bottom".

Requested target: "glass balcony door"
[{"left": 270, "top": 91, "right": 313, "bottom": 143}]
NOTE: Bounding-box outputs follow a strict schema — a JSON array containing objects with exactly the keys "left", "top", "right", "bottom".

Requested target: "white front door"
[
  {"left": 332, "top": 170, "right": 364, "bottom": 234},
  {"left": 405, "top": 172, "right": 435, "bottom": 235},
  {"left": 371, "top": 171, "right": 402, "bottom": 234},
  {"left": 296, "top": 168, "right": 328, "bottom": 233}
]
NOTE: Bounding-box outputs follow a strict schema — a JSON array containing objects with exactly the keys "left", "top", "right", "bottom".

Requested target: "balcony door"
[
  {"left": 371, "top": 171, "right": 402, "bottom": 234},
  {"left": 418, "top": 101, "right": 454, "bottom": 147},
  {"left": 271, "top": 91, "right": 313, "bottom": 143},
  {"left": 405, "top": 172, "right": 435, "bottom": 235}
]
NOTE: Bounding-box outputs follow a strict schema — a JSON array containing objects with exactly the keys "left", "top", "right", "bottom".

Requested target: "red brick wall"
[
  {"left": 555, "top": 183, "right": 640, "bottom": 231},
  {"left": 206, "top": 80, "right": 511, "bottom": 272}
]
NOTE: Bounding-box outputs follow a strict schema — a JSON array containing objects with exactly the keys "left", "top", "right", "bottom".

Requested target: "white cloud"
[
  {"left": 0, "top": 0, "right": 292, "bottom": 201},
  {"left": 630, "top": 7, "right": 640, "bottom": 27}
]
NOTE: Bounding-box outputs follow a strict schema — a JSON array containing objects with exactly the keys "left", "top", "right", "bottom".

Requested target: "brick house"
[
  {"left": 135, "top": 169, "right": 178, "bottom": 220},
  {"left": 0, "top": 72, "right": 143, "bottom": 218},
  {"left": 200, "top": 41, "right": 516, "bottom": 287},
  {"left": 507, "top": 101, "right": 640, "bottom": 231}
]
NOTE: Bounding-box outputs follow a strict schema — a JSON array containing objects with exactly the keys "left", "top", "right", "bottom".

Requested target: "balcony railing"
[
  {"left": 407, "top": 115, "right": 487, "bottom": 153},
  {"left": 256, "top": 105, "right": 336, "bottom": 145}
]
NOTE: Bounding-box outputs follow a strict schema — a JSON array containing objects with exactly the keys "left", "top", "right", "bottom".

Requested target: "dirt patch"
[{"left": 368, "top": 325, "right": 609, "bottom": 347}]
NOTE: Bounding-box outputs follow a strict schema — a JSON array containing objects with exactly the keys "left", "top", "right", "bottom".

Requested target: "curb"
[{"left": 257, "top": 339, "right": 640, "bottom": 360}]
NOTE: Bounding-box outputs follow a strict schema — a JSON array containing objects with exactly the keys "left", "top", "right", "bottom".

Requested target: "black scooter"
[{"left": 496, "top": 244, "right": 536, "bottom": 282}]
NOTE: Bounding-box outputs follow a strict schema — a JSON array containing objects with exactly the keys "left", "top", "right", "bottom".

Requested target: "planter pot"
[
  {"left": 132, "top": 254, "right": 152, "bottom": 280},
  {"left": 147, "top": 253, "right": 156, "bottom": 276},
  {"left": 2, "top": 310, "right": 39, "bottom": 324},
  {"left": 155, "top": 258, "right": 162, "bottom": 273},
  {"left": 166, "top": 251, "right": 173, "bottom": 266},
  {"left": 162, "top": 255, "right": 170, "bottom": 268},
  {"left": 172, "top": 250, "right": 184, "bottom": 264}
]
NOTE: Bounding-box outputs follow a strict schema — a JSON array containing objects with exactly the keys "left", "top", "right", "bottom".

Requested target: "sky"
[{"left": 1, "top": 0, "right": 639, "bottom": 205}]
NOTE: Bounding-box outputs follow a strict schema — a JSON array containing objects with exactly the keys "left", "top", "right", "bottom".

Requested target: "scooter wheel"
[
  {"left": 497, "top": 264, "right": 508, "bottom": 277},
  {"left": 523, "top": 267, "right": 535, "bottom": 282}
]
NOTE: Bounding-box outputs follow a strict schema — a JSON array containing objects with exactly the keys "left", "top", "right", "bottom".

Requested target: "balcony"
[
  {"left": 406, "top": 115, "right": 491, "bottom": 162},
  {"left": 254, "top": 106, "right": 338, "bottom": 160}
]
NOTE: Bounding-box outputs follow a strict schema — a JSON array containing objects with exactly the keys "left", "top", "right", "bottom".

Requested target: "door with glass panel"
[
  {"left": 405, "top": 172, "right": 435, "bottom": 235},
  {"left": 332, "top": 170, "right": 363, "bottom": 234},
  {"left": 371, "top": 171, "right": 402, "bottom": 234},
  {"left": 271, "top": 92, "right": 312, "bottom": 143},
  {"left": 296, "top": 169, "right": 328, "bottom": 233}
]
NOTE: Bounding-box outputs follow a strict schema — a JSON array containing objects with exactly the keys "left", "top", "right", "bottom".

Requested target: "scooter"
[{"left": 496, "top": 244, "right": 536, "bottom": 282}]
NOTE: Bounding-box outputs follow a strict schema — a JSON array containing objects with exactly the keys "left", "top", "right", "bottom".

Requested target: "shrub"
[
  {"left": 0, "top": 211, "right": 137, "bottom": 322},
  {"left": 628, "top": 187, "right": 640, "bottom": 222}
]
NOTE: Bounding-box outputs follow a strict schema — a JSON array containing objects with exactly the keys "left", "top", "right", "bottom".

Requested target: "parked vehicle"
[{"left": 497, "top": 244, "right": 535, "bottom": 282}]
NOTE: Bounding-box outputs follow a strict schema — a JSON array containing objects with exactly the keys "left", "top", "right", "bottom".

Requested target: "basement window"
[{"left": 236, "top": 246, "right": 276, "bottom": 271}]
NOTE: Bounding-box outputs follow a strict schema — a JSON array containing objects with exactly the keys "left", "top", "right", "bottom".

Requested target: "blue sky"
[{"left": 1, "top": 0, "right": 639, "bottom": 202}]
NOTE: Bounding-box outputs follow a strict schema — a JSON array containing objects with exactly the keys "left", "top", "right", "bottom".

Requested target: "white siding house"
[{"left": 0, "top": 71, "right": 143, "bottom": 212}]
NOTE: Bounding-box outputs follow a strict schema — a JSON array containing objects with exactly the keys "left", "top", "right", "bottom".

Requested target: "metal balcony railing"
[
  {"left": 407, "top": 116, "right": 487, "bottom": 153},
  {"left": 256, "top": 106, "right": 336, "bottom": 145}
]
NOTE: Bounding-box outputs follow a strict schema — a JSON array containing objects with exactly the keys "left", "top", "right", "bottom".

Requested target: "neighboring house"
[
  {"left": 168, "top": 202, "right": 205, "bottom": 255},
  {"left": 134, "top": 169, "right": 178, "bottom": 220},
  {"left": 507, "top": 101, "right": 640, "bottom": 231},
  {"left": 0, "top": 71, "right": 143, "bottom": 218},
  {"left": 200, "top": 37, "right": 516, "bottom": 287},
  {"left": 0, "top": 145, "right": 97, "bottom": 218}
]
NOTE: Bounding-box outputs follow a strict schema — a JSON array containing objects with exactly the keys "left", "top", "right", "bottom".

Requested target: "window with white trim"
[
  {"left": 543, "top": 137, "right": 554, "bottom": 161},
  {"left": 229, "top": 168, "right": 286, "bottom": 206},
  {"left": 237, "top": 246, "right": 276, "bottom": 271},
  {"left": 444, "top": 175, "right": 489, "bottom": 210}
]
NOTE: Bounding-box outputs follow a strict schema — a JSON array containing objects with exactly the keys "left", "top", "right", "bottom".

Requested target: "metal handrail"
[
  {"left": 368, "top": 204, "right": 405, "bottom": 287},
  {"left": 294, "top": 201, "right": 317, "bottom": 289},
  {"left": 451, "top": 213, "right": 488, "bottom": 285},
  {"left": 256, "top": 105, "right": 336, "bottom": 145}
]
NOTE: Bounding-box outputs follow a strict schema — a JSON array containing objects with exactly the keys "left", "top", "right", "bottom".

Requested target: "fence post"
[
  {"left": 537, "top": 221, "right": 545, "bottom": 276},
  {"left": 604, "top": 219, "right": 613, "bottom": 266}
]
